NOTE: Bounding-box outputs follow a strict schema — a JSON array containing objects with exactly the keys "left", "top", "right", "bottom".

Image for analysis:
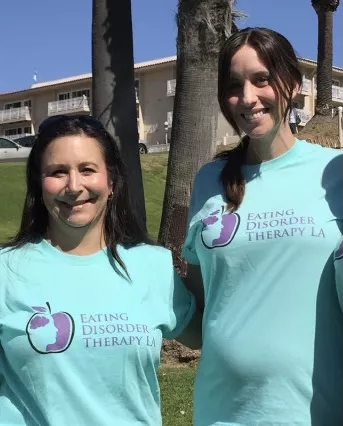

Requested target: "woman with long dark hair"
[
  {"left": 183, "top": 27, "right": 343, "bottom": 424},
  {"left": 0, "top": 115, "right": 198, "bottom": 425}
]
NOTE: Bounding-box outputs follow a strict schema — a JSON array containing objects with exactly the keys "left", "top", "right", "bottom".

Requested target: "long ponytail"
[{"left": 215, "top": 136, "right": 249, "bottom": 211}]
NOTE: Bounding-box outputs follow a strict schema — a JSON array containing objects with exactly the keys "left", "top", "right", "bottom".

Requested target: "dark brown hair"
[
  {"left": 1, "top": 115, "right": 150, "bottom": 276},
  {"left": 216, "top": 27, "right": 302, "bottom": 211}
]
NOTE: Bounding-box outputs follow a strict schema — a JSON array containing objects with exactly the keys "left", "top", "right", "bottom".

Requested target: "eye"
[
  {"left": 51, "top": 169, "right": 66, "bottom": 177},
  {"left": 81, "top": 167, "right": 96, "bottom": 175},
  {"left": 255, "top": 76, "right": 269, "bottom": 86}
]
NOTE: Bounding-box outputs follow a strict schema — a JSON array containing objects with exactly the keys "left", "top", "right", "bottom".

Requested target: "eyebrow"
[
  {"left": 44, "top": 161, "right": 99, "bottom": 170},
  {"left": 230, "top": 70, "right": 270, "bottom": 79}
]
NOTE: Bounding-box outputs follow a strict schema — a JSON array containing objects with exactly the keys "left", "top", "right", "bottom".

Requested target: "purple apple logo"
[
  {"left": 26, "top": 303, "right": 75, "bottom": 354},
  {"left": 201, "top": 206, "right": 240, "bottom": 249},
  {"left": 335, "top": 239, "right": 343, "bottom": 261}
]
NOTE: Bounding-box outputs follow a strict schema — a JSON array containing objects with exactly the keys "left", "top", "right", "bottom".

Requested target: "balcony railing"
[
  {"left": 300, "top": 78, "right": 311, "bottom": 94},
  {"left": 0, "top": 106, "right": 31, "bottom": 124},
  {"left": 167, "top": 79, "right": 176, "bottom": 96},
  {"left": 48, "top": 96, "right": 90, "bottom": 116},
  {"left": 1, "top": 133, "right": 32, "bottom": 141},
  {"left": 295, "top": 108, "right": 312, "bottom": 125},
  {"left": 332, "top": 85, "right": 343, "bottom": 101}
]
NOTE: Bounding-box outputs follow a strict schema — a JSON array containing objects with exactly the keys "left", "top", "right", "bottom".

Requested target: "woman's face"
[
  {"left": 226, "top": 45, "right": 285, "bottom": 139},
  {"left": 41, "top": 133, "right": 112, "bottom": 230}
]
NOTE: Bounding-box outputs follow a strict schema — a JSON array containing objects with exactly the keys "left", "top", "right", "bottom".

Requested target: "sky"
[{"left": 0, "top": 0, "right": 342, "bottom": 93}]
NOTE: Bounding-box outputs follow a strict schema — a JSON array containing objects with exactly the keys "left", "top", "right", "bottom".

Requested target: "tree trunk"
[
  {"left": 158, "top": 0, "right": 232, "bottom": 274},
  {"left": 315, "top": 9, "right": 333, "bottom": 115},
  {"left": 92, "top": 0, "right": 146, "bottom": 228}
]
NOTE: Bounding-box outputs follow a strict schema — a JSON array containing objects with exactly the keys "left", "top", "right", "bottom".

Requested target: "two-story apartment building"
[{"left": 0, "top": 56, "right": 342, "bottom": 145}]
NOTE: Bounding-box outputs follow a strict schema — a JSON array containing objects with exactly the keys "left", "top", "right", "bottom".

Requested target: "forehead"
[
  {"left": 230, "top": 45, "right": 268, "bottom": 76},
  {"left": 42, "top": 134, "right": 104, "bottom": 165}
]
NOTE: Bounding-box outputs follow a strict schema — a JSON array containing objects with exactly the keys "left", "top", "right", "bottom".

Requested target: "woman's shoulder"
[
  {"left": 0, "top": 244, "right": 37, "bottom": 277},
  {"left": 0, "top": 245, "right": 23, "bottom": 264},
  {"left": 120, "top": 243, "right": 173, "bottom": 265},
  {"left": 296, "top": 139, "right": 342, "bottom": 161}
]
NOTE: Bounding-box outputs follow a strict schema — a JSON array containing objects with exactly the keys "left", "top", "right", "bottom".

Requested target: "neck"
[
  {"left": 46, "top": 221, "right": 106, "bottom": 256},
  {"left": 245, "top": 122, "right": 296, "bottom": 165}
]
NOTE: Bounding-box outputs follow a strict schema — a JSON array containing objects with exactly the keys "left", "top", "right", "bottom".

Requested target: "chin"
[
  {"left": 246, "top": 125, "right": 276, "bottom": 139},
  {"left": 59, "top": 214, "right": 95, "bottom": 228}
]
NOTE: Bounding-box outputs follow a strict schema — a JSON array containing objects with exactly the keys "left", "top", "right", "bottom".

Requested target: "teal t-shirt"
[
  {"left": 183, "top": 140, "right": 343, "bottom": 425},
  {"left": 0, "top": 240, "right": 195, "bottom": 425}
]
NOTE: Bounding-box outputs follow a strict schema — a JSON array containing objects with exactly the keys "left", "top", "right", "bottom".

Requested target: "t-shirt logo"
[
  {"left": 201, "top": 206, "right": 240, "bottom": 248},
  {"left": 335, "top": 240, "right": 343, "bottom": 261},
  {"left": 26, "top": 303, "right": 75, "bottom": 354}
]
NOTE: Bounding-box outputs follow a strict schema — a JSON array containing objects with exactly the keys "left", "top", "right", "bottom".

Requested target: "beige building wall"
[
  {"left": 137, "top": 64, "right": 175, "bottom": 144},
  {"left": 0, "top": 56, "right": 342, "bottom": 145}
]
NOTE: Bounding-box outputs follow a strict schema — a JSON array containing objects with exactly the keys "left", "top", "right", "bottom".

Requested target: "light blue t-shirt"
[
  {"left": 183, "top": 140, "right": 343, "bottom": 425},
  {"left": 0, "top": 240, "right": 195, "bottom": 425}
]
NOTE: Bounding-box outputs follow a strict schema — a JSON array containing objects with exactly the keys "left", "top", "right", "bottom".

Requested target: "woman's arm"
[{"left": 175, "top": 264, "right": 204, "bottom": 349}]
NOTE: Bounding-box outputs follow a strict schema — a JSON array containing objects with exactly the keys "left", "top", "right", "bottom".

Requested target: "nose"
[
  {"left": 66, "top": 170, "right": 82, "bottom": 194},
  {"left": 242, "top": 81, "right": 257, "bottom": 106}
]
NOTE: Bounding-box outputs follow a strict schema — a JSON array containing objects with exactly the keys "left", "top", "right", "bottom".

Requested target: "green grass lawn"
[
  {"left": 0, "top": 153, "right": 195, "bottom": 425},
  {"left": 159, "top": 365, "right": 196, "bottom": 426}
]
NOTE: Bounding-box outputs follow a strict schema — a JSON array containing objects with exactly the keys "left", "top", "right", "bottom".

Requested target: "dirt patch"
[
  {"left": 298, "top": 114, "right": 341, "bottom": 148},
  {"left": 161, "top": 340, "right": 200, "bottom": 367}
]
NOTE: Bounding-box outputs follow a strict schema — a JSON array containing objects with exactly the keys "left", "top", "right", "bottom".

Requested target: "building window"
[
  {"left": 5, "top": 126, "right": 32, "bottom": 136},
  {"left": 5, "top": 128, "right": 20, "bottom": 136},
  {"left": 4, "top": 100, "right": 31, "bottom": 110},
  {"left": 332, "top": 79, "right": 340, "bottom": 87},
  {"left": 58, "top": 89, "right": 90, "bottom": 101},
  {"left": 58, "top": 93, "right": 70, "bottom": 101},
  {"left": 5, "top": 101, "right": 22, "bottom": 110},
  {"left": 72, "top": 89, "right": 90, "bottom": 98}
]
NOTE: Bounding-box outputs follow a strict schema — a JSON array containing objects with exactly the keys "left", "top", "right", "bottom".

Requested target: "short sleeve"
[
  {"left": 334, "top": 237, "right": 343, "bottom": 312},
  {"left": 182, "top": 160, "right": 225, "bottom": 265},
  {"left": 162, "top": 269, "right": 196, "bottom": 340}
]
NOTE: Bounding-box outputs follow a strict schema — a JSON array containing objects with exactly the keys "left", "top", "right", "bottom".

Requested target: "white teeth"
[{"left": 243, "top": 110, "right": 266, "bottom": 120}]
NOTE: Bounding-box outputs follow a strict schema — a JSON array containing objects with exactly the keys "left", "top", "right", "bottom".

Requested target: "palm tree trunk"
[
  {"left": 315, "top": 9, "right": 333, "bottom": 115},
  {"left": 92, "top": 0, "right": 146, "bottom": 227},
  {"left": 158, "top": 0, "right": 232, "bottom": 273}
]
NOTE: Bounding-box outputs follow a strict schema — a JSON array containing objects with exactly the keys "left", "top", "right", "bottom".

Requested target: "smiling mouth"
[
  {"left": 241, "top": 108, "right": 269, "bottom": 121},
  {"left": 59, "top": 199, "right": 95, "bottom": 208}
]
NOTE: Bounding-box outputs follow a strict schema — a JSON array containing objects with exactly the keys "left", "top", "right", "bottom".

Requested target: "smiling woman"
[
  {"left": 41, "top": 134, "right": 112, "bottom": 236},
  {"left": 183, "top": 27, "right": 343, "bottom": 425},
  {"left": 0, "top": 115, "right": 199, "bottom": 426}
]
